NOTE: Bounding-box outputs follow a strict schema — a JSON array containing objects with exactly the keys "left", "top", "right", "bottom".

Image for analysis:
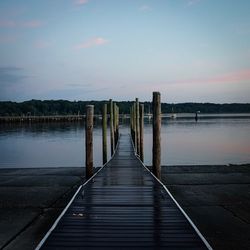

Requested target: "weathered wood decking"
[{"left": 36, "top": 134, "right": 211, "bottom": 250}]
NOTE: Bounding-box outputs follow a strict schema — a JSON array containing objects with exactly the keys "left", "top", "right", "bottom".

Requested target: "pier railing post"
[
  {"left": 85, "top": 105, "right": 94, "bottom": 179},
  {"left": 116, "top": 106, "right": 119, "bottom": 143},
  {"left": 113, "top": 102, "right": 116, "bottom": 147},
  {"left": 136, "top": 98, "right": 140, "bottom": 156},
  {"left": 140, "top": 104, "right": 144, "bottom": 162},
  {"left": 113, "top": 103, "right": 119, "bottom": 147},
  {"left": 130, "top": 106, "right": 134, "bottom": 142},
  {"left": 102, "top": 103, "right": 107, "bottom": 165},
  {"left": 109, "top": 99, "right": 114, "bottom": 156},
  {"left": 152, "top": 92, "right": 161, "bottom": 179},
  {"left": 131, "top": 105, "right": 135, "bottom": 145},
  {"left": 133, "top": 102, "right": 137, "bottom": 150},
  {"left": 133, "top": 102, "right": 137, "bottom": 151}
]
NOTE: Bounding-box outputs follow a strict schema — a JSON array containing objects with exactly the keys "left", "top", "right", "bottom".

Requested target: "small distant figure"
[
  {"left": 195, "top": 111, "right": 200, "bottom": 121},
  {"left": 170, "top": 107, "right": 177, "bottom": 119}
]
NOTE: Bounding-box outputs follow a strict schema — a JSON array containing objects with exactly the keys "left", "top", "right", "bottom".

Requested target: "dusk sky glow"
[{"left": 0, "top": 0, "right": 250, "bottom": 103}]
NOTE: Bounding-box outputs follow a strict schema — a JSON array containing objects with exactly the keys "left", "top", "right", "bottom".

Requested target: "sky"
[{"left": 0, "top": 0, "right": 250, "bottom": 103}]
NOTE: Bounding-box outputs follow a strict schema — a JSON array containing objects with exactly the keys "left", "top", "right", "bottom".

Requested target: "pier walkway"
[{"left": 36, "top": 134, "right": 211, "bottom": 250}]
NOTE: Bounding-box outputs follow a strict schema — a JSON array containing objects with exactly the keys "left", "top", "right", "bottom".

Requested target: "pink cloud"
[
  {"left": 208, "top": 69, "right": 250, "bottom": 83},
  {"left": 0, "top": 19, "right": 43, "bottom": 28},
  {"left": 170, "top": 69, "right": 250, "bottom": 85},
  {"left": 75, "top": 37, "right": 109, "bottom": 49},
  {"left": 74, "top": 0, "right": 88, "bottom": 5}
]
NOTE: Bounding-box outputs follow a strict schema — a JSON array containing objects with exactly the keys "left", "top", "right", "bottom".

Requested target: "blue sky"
[{"left": 0, "top": 0, "right": 250, "bottom": 103}]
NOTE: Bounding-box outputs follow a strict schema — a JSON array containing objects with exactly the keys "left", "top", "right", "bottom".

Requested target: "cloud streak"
[
  {"left": 139, "top": 5, "right": 152, "bottom": 12},
  {"left": 22, "top": 20, "right": 43, "bottom": 28},
  {"left": 0, "top": 66, "right": 27, "bottom": 86},
  {"left": 35, "top": 40, "right": 53, "bottom": 49},
  {"left": 0, "top": 19, "right": 43, "bottom": 28},
  {"left": 187, "top": 0, "right": 202, "bottom": 6},
  {"left": 74, "top": 0, "right": 88, "bottom": 5},
  {"left": 0, "top": 34, "right": 18, "bottom": 43},
  {"left": 66, "top": 83, "right": 91, "bottom": 88},
  {"left": 75, "top": 37, "right": 109, "bottom": 49},
  {"left": 168, "top": 69, "right": 250, "bottom": 85}
]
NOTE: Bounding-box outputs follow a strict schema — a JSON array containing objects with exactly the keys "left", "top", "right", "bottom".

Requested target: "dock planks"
[{"left": 37, "top": 134, "right": 211, "bottom": 250}]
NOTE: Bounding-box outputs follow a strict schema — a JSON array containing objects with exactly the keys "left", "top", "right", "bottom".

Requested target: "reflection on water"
[
  {"left": 0, "top": 114, "right": 250, "bottom": 168},
  {"left": 144, "top": 116, "right": 250, "bottom": 165},
  {"left": 0, "top": 122, "right": 112, "bottom": 168}
]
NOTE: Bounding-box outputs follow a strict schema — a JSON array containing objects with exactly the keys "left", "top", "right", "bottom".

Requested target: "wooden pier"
[{"left": 36, "top": 133, "right": 211, "bottom": 250}]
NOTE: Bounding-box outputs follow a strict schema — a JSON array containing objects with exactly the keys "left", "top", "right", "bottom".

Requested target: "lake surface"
[{"left": 0, "top": 114, "right": 250, "bottom": 168}]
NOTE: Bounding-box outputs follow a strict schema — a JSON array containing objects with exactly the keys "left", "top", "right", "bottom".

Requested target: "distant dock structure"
[{"left": 0, "top": 115, "right": 85, "bottom": 123}]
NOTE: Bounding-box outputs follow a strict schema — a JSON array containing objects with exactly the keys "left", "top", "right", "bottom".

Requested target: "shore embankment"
[{"left": 0, "top": 164, "right": 249, "bottom": 250}]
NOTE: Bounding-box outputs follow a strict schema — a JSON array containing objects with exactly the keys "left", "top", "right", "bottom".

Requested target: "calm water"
[{"left": 0, "top": 114, "right": 250, "bottom": 168}]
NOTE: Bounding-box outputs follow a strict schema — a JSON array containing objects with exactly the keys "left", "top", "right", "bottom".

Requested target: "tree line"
[{"left": 0, "top": 99, "right": 250, "bottom": 116}]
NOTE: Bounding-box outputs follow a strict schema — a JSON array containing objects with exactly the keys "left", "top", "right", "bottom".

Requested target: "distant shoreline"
[
  {"left": 0, "top": 112, "right": 250, "bottom": 123},
  {"left": 1, "top": 100, "right": 250, "bottom": 117}
]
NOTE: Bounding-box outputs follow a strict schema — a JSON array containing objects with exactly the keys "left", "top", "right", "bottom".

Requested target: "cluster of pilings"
[
  {"left": 130, "top": 92, "right": 161, "bottom": 179},
  {"left": 130, "top": 98, "right": 144, "bottom": 162},
  {"left": 85, "top": 92, "right": 161, "bottom": 181},
  {"left": 85, "top": 99, "right": 119, "bottom": 179}
]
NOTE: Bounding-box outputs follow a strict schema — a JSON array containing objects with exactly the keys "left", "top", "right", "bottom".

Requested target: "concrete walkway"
[
  {"left": 162, "top": 164, "right": 250, "bottom": 250},
  {"left": 0, "top": 164, "right": 250, "bottom": 249},
  {"left": 0, "top": 168, "right": 84, "bottom": 250}
]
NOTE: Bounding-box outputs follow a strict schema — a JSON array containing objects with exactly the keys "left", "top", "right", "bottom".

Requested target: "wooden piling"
[
  {"left": 116, "top": 106, "right": 119, "bottom": 143},
  {"left": 102, "top": 103, "right": 107, "bottom": 165},
  {"left": 136, "top": 98, "right": 140, "bottom": 156},
  {"left": 133, "top": 103, "right": 136, "bottom": 149},
  {"left": 152, "top": 92, "right": 161, "bottom": 179},
  {"left": 114, "top": 103, "right": 119, "bottom": 147},
  {"left": 130, "top": 107, "right": 133, "bottom": 139},
  {"left": 85, "top": 105, "right": 94, "bottom": 179},
  {"left": 113, "top": 102, "right": 117, "bottom": 147},
  {"left": 134, "top": 102, "right": 137, "bottom": 149},
  {"left": 109, "top": 99, "right": 114, "bottom": 156},
  {"left": 130, "top": 106, "right": 134, "bottom": 144},
  {"left": 140, "top": 104, "right": 144, "bottom": 162}
]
